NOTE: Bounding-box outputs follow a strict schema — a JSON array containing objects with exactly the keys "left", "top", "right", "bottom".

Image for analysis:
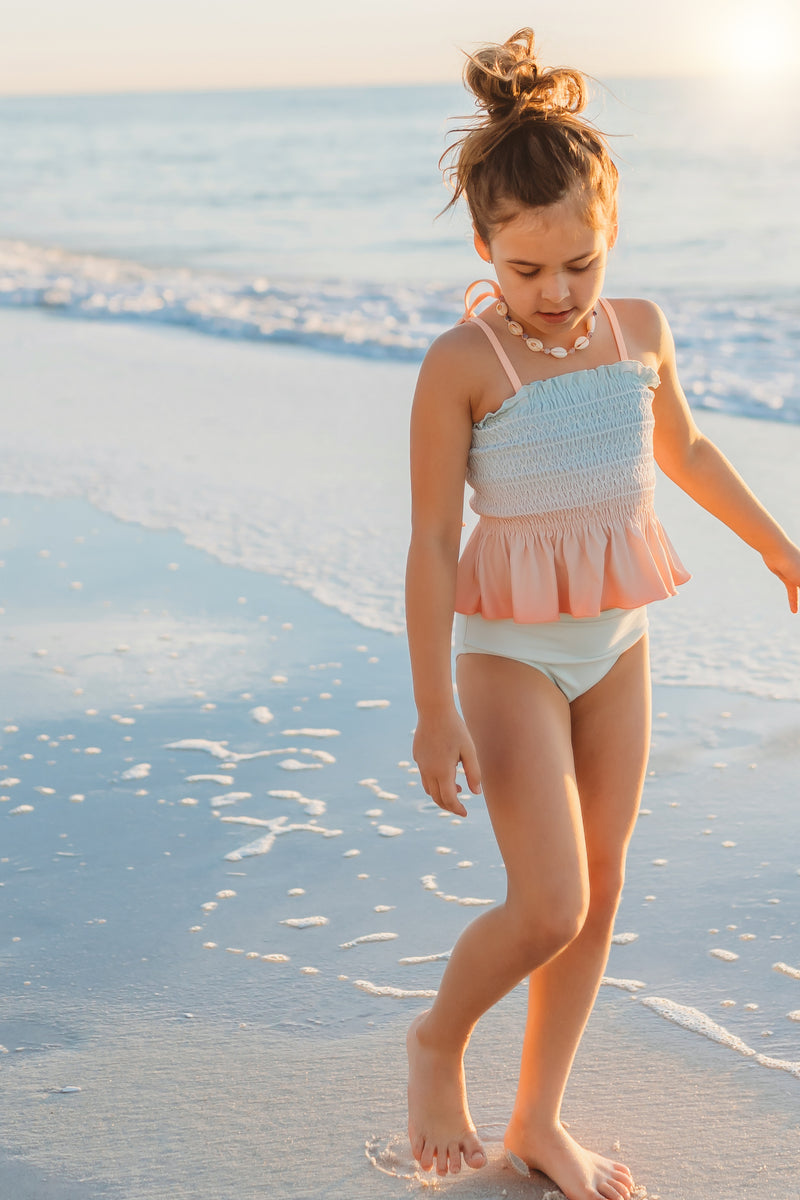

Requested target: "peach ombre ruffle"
[{"left": 454, "top": 506, "right": 691, "bottom": 623}]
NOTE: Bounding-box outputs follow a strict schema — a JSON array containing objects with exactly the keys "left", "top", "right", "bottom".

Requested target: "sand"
[
  {"left": 1, "top": 309, "right": 799, "bottom": 1198},
  {"left": 2, "top": 494, "right": 799, "bottom": 1199}
]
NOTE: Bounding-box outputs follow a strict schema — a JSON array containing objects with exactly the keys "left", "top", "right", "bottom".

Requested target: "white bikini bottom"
[{"left": 453, "top": 607, "right": 649, "bottom": 703}]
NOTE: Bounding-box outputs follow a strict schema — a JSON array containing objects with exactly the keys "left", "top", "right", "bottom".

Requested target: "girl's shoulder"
[
  {"left": 606, "top": 297, "right": 672, "bottom": 365},
  {"left": 416, "top": 319, "right": 497, "bottom": 404},
  {"left": 606, "top": 296, "right": 665, "bottom": 331},
  {"left": 424, "top": 317, "right": 493, "bottom": 365}
]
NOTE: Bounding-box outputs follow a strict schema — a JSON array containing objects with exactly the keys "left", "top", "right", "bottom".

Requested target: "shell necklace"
[{"left": 496, "top": 299, "right": 597, "bottom": 359}]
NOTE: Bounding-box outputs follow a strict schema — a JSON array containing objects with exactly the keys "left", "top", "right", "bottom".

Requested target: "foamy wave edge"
[
  {"left": 0, "top": 238, "right": 448, "bottom": 361},
  {"left": 643, "top": 996, "right": 800, "bottom": 1078},
  {"left": 2, "top": 238, "right": 800, "bottom": 425}
]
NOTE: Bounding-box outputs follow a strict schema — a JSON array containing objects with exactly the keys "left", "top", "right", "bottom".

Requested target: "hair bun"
[{"left": 464, "top": 28, "right": 587, "bottom": 121}]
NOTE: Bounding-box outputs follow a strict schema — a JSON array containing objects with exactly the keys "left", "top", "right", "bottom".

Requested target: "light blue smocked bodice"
[{"left": 467, "top": 359, "right": 661, "bottom": 527}]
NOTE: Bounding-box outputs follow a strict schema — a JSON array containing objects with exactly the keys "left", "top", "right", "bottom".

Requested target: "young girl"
[{"left": 404, "top": 28, "right": 800, "bottom": 1200}]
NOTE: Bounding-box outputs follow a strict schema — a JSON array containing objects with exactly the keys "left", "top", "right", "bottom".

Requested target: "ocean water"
[
  {"left": 1, "top": 79, "right": 799, "bottom": 421},
  {"left": 2, "top": 79, "right": 800, "bottom": 698}
]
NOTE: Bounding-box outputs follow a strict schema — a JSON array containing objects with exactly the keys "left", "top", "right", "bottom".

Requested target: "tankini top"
[{"left": 454, "top": 294, "right": 690, "bottom": 623}]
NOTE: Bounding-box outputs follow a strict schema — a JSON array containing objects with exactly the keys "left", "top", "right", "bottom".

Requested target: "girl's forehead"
[{"left": 493, "top": 199, "right": 604, "bottom": 253}]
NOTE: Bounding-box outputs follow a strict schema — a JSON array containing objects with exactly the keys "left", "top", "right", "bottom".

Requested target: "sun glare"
[{"left": 717, "top": 9, "right": 799, "bottom": 76}]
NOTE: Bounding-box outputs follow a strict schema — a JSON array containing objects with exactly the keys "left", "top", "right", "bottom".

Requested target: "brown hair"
[{"left": 441, "top": 28, "right": 618, "bottom": 241}]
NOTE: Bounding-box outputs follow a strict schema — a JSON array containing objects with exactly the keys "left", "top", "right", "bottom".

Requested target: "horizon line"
[{"left": 0, "top": 71, "right": 730, "bottom": 103}]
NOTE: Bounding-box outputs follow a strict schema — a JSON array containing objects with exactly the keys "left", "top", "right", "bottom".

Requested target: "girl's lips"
[{"left": 537, "top": 308, "right": 575, "bottom": 325}]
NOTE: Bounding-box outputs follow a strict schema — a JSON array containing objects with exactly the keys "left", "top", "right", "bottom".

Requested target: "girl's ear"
[
  {"left": 473, "top": 230, "right": 492, "bottom": 263},
  {"left": 607, "top": 222, "right": 619, "bottom": 251}
]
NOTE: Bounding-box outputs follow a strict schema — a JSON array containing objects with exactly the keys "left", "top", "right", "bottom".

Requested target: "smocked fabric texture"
[{"left": 455, "top": 352, "right": 691, "bottom": 623}]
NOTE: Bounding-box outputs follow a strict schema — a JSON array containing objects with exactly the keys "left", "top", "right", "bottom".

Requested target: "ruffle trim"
[
  {"left": 454, "top": 513, "right": 690, "bottom": 623},
  {"left": 473, "top": 360, "right": 660, "bottom": 431}
]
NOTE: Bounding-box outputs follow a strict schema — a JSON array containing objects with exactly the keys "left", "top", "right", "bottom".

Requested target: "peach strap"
[
  {"left": 462, "top": 278, "right": 502, "bottom": 319},
  {"left": 459, "top": 279, "right": 523, "bottom": 393},
  {"left": 469, "top": 315, "right": 524, "bottom": 394},
  {"left": 598, "top": 297, "right": 628, "bottom": 361}
]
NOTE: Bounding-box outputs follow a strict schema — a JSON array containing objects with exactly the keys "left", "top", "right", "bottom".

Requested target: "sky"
[{"left": 1, "top": 0, "right": 799, "bottom": 95}]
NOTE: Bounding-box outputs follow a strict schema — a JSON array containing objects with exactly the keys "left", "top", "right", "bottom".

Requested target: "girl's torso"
[{"left": 453, "top": 289, "right": 690, "bottom": 623}]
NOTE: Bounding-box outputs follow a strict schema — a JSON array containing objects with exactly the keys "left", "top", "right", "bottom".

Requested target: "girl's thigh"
[
  {"left": 455, "top": 651, "right": 587, "bottom": 919},
  {"left": 569, "top": 633, "right": 652, "bottom": 878}
]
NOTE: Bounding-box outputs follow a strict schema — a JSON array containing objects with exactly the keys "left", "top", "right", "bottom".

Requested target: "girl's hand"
[
  {"left": 763, "top": 541, "right": 800, "bottom": 613},
  {"left": 412, "top": 711, "right": 482, "bottom": 818}
]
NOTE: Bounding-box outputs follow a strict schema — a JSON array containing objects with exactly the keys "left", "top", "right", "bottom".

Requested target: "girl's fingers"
[
  {"left": 460, "top": 745, "right": 482, "bottom": 795},
  {"left": 416, "top": 757, "right": 471, "bottom": 815},
  {"left": 433, "top": 778, "right": 467, "bottom": 817},
  {"left": 441, "top": 785, "right": 468, "bottom": 816},
  {"left": 779, "top": 577, "right": 798, "bottom": 612}
]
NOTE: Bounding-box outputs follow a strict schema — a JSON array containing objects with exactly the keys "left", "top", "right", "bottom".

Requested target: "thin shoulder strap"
[
  {"left": 468, "top": 315, "right": 524, "bottom": 395},
  {"left": 463, "top": 279, "right": 502, "bottom": 319},
  {"left": 598, "top": 297, "right": 628, "bottom": 361},
  {"left": 458, "top": 282, "right": 523, "bottom": 394}
]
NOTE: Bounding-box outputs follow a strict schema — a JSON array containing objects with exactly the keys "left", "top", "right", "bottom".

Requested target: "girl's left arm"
[{"left": 646, "top": 303, "right": 800, "bottom": 613}]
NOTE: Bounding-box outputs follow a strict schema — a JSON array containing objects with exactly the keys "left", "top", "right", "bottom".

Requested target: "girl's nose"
[{"left": 540, "top": 273, "right": 570, "bottom": 304}]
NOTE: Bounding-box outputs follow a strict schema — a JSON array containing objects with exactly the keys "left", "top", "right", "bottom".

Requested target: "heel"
[{"left": 506, "top": 1149, "right": 532, "bottom": 1178}]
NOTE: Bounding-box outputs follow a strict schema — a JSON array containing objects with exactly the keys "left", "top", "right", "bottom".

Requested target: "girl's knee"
[
  {"left": 540, "top": 902, "right": 588, "bottom": 957},
  {"left": 507, "top": 886, "right": 588, "bottom": 961}
]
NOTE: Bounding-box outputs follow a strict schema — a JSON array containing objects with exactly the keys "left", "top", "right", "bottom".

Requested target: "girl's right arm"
[{"left": 406, "top": 329, "right": 483, "bottom": 817}]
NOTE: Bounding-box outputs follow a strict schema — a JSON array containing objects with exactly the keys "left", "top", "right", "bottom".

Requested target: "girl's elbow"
[
  {"left": 656, "top": 433, "right": 709, "bottom": 486},
  {"left": 407, "top": 526, "right": 461, "bottom": 564}
]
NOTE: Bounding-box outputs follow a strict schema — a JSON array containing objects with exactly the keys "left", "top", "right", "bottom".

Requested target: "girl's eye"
[{"left": 514, "top": 261, "right": 595, "bottom": 278}]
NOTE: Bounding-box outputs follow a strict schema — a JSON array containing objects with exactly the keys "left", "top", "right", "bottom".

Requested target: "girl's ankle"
[
  {"left": 412, "top": 1011, "right": 467, "bottom": 1057},
  {"left": 507, "top": 1111, "right": 562, "bottom": 1137}
]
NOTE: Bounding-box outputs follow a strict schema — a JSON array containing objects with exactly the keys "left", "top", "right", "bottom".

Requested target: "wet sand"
[{"left": 2, "top": 494, "right": 799, "bottom": 1199}]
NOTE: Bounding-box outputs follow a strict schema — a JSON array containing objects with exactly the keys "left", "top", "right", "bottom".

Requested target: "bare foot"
[
  {"left": 505, "top": 1119, "right": 633, "bottom": 1200},
  {"left": 406, "top": 1011, "right": 487, "bottom": 1176}
]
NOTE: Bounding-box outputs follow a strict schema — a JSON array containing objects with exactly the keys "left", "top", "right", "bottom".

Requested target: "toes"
[
  {"left": 447, "top": 1142, "right": 462, "bottom": 1174},
  {"left": 611, "top": 1165, "right": 633, "bottom": 1196},
  {"left": 465, "top": 1143, "right": 487, "bottom": 1169},
  {"left": 413, "top": 1134, "right": 485, "bottom": 1176},
  {"left": 599, "top": 1182, "right": 627, "bottom": 1200},
  {"left": 418, "top": 1142, "right": 434, "bottom": 1173}
]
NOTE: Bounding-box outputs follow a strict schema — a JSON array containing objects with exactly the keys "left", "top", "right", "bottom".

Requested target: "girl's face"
[{"left": 475, "top": 194, "right": 616, "bottom": 340}]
